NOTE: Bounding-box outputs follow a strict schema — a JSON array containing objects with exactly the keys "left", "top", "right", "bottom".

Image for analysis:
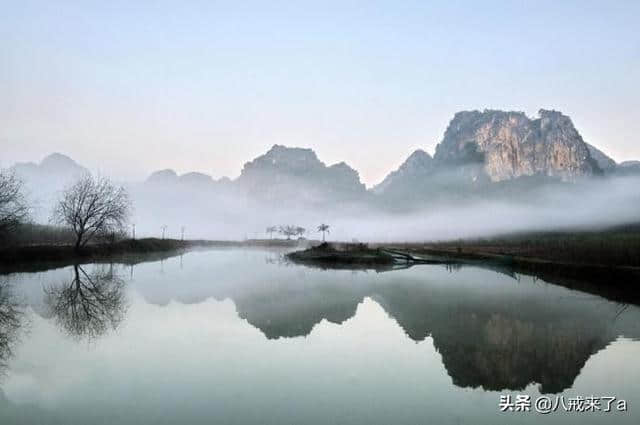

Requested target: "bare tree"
[
  {"left": 317, "top": 223, "right": 330, "bottom": 242},
  {"left": 266, "top": 226, "right": 277, "bottom": 239},
  {"left": 52, "top": 174, "right": 131, "bottom": 252},
  {"left": 0, "top": 170, "right": 29, "bottom": 238}
]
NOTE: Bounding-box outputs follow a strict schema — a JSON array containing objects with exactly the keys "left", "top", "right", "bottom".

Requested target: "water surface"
[{"left": 1, "top": 248, "right": 639, "bottom": 424}]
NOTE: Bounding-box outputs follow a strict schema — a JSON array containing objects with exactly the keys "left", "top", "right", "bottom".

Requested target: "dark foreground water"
[{"left": 1, "top": 248, "right": 639, "bottom": 424}]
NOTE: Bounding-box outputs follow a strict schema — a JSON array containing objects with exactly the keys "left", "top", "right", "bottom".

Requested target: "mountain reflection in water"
[
  {"left": 229, "top": 269, "right": 640, "bottom": 394},
  {"left": 2, "top": 248, "right": 640, "bottom": 406}
]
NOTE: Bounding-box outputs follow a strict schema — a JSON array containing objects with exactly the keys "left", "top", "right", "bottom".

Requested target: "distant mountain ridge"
[
  {"left": 235, "top": 144, "right": 366, "bottom": 203},
  {"left": 372, "top": 149, "right": 433, "bottom": 194},
  {"left": 12, "top": 153, "right": 88, "bottom": 181},
  {"left": 10, "top": 153, "right": 90, "bottom": 221},
  {"left": 144, "top": 169, "right": 230, "bottom": 190},
  {"left": 9, "top": 109, "right": 640, "bottom": 209},
  {"left": 137, "top": 110, "right": 636, "bottom": 195}
]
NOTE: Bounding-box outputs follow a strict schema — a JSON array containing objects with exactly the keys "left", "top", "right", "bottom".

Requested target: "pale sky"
[{"left": 1, "top": 0, "right": 639, "bottom": 186}]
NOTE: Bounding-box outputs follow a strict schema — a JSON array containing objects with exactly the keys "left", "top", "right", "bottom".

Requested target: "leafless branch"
[
  {"left": 0, "top": 170, "right": 29, "bottom": 238},
  {"left": 52, "top": 174, "right": 131, "bottom": 251}
]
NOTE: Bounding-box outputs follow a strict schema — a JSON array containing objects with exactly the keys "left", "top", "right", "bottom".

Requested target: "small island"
[
  {"left": 286, "top": 242, "right": 456, "bottom": 269},
  {"left": 287, "top": 242, "right": 395, "bottom": 266}
]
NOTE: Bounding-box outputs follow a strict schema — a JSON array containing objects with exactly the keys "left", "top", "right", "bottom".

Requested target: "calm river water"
[{"left": 0, "top": 248, "right": 638, "bottom": 424}]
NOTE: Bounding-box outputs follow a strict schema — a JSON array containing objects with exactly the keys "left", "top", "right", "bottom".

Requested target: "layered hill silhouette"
[
  {"left": 13, "top": 109, "right": 639, "bottom": 202},
  {"left": 9, "top": 108, "right": 640, "bottom": 238}
]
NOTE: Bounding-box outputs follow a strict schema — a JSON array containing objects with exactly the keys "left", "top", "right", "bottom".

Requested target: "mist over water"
[
  {"left": 5, "top": 145, "right": 639, "bottom": 242},
  {"left": 11, "top": 169, "right": 640, "bottom": 242},
  {"left": 122, "top": 175, "right": 640, "bottom": 242}
]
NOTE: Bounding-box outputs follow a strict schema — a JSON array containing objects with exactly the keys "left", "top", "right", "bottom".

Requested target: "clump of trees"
[
  {"left": 264, "top": 224, "right": 331, "bottom": 241},
  {"left": 278, "top": 225, "right": 306, "bottom": 240},
  {"left": 52, "top": 174, "right": 131, "bottom": 252},
  {"left": 0, "top": 170, "right": 29, "bottom": 241}
]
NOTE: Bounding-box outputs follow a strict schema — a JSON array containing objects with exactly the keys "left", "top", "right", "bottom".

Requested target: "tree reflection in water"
[
  {"left": 0, "top": 280, "right": 24, "bottom": 373},
  {"left": 45, "top": 264, "right": 126, "bottom": 340}
]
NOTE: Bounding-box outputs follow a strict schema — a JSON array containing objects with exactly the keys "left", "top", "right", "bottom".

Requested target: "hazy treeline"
[{"left": 1, "top": 223, "right": 76, "bottom": 247}]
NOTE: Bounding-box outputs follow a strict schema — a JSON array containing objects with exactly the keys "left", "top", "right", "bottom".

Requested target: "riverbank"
[
  {"left": 380, "top": 243, "right": 640, "bottom": 305},
  {"left": 412, "top": 224, "right": 640, "bottom": 268},
  {"left": 287, "top": 237, "right": 640, "bottom": 304},
  {"left": 0, "top": 238, "right": 304, "bottom": 274}
]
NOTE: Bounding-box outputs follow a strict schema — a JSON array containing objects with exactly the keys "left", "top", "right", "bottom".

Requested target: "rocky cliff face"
[
  {"left": 373, "top": 150, "right": 433, "bottom": 194},
  {"left": 237, "top": 144, "right": 366, "bottom": 202},
  {"left": 434, "top": 109, "right": 600, "bottom": 181},
  {"left": 239, "top": 145, "right": 325, "bottom": 181}
]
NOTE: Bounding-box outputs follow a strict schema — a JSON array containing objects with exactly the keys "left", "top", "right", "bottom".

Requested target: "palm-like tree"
[{"left": 317, "top": 224, "right": 330, "bottom": 242}]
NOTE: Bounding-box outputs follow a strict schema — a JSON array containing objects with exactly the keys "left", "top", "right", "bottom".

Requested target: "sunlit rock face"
[
  {"left": 373, "top": 149, "right": 434, "bottom": 194},
  {"left": 236, "top": 144, "right": 366, "bottom": 203},
  {"left": 434, "top": 109, "right": 600, "bottom": 182}
]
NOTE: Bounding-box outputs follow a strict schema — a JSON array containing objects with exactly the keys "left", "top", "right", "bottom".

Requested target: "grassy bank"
[
  {"left": 410, "top": 245, "right": 640, "bottom": 305},
  {"left": 0, "top": 238, "right": 199, "bottom": 273},
  {"left": 377, "top": 227, "right": 640, "bottom": 304},
  {"left": 412, "top": 224, "right": 640, "bottom": 268}
]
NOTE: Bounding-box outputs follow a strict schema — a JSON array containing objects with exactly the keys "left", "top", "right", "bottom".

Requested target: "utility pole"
[
  {"left": 132, "top": 223, "right": 136, "bottom": 240},
  {"left": 181, "top": 226, "right": 185, "bottom": 241},
  {"left": 161, "top": 225, "right": 167, "bottom": 240}
]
